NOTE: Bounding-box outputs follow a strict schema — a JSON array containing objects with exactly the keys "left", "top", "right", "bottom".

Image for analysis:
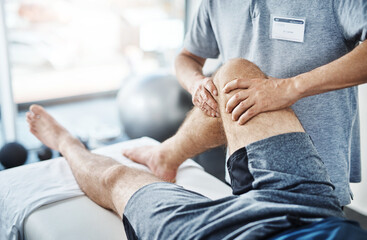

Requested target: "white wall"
[{"left": 350, "top": 84, "right": 367, "bottom": 215}]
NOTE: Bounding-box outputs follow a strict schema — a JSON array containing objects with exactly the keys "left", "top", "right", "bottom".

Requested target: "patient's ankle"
[{"left": 59, "top": 135, "right": 86, "bottom": 156}]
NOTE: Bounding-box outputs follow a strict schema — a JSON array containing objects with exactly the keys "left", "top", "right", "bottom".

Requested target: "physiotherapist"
[{"left": 175, "top": 0, "right": 367, "bottom": 206}]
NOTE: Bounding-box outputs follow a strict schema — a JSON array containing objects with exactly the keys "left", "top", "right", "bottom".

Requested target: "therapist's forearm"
[
  {"left": 293, "top": 40, "right": 367, "bottom": 98},
  {"left": 175, "top": 49, "right": 207, "bottom": 95}
]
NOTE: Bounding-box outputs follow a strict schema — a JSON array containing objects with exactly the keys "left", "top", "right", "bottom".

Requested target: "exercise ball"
[
  {"left": 0, "top": 142, "right": 28, "bottom": 169},
  {"left": 117, "top": 73, "right": 192, "bottom": 142},
  {"left": 37, "top": 145, "right": 53, "bottom": 161}
]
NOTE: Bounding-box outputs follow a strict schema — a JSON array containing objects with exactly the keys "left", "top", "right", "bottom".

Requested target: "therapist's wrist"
[{"left": 287, "top": 76, "right": 305, "bottom": 102}]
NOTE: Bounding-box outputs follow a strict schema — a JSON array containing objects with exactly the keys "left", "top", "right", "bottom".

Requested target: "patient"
[{"left": 27, "top": 59, "right": 356, "bottom": 239}]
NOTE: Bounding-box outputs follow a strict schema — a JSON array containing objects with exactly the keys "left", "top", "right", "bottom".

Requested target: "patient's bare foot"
[
  {"left": 122, "top": 146, "right": 179, "bottom": 182},
  {"left": 26, "top": 104, "right": 82, "bottom": 153}
]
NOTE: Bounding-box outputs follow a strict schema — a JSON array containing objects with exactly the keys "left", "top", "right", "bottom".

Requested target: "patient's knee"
[{"left": 213, "top": 58, "right": 266, "bottom": 91}]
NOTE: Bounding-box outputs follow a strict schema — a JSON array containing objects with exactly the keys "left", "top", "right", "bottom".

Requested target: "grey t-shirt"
[{"left": 184, "top": 0, "right": 367, "bottom": 206}]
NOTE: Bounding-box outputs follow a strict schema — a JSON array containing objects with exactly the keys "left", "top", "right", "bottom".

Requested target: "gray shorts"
[{"left": 123, "top": 132, "right": 344, "bottom": 240}]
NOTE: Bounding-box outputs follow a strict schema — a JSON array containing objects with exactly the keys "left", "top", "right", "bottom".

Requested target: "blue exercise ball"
[{"left": 117, "top": 73, "right": 192, "bottom": 142}]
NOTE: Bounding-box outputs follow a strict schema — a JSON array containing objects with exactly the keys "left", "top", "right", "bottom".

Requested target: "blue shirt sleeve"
[
  {"left": 184, "top": 0, "right": 219, "bottom": 59},
  {"left": 333, "top": 0, "right": 367, "bottom": 43}
]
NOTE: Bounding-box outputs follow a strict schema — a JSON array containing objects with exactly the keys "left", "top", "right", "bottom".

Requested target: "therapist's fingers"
[
  {"left": 223, "top": 78, "right": 251, "bottom": 93},
  {"left": 237, "top": 105, "right": 259, "bottom": 125},
  {"left": 204, "top": 77, "right": 218, "bottom": 96},
  {"left": 226, "top": 91, "right": 249, "bottom": 113},
  {"left": 199, "top": 90, "right": 219, "bottom": 117},
  {"left": 201, "top": 102, "right": 219, "bottom": 118},
  {"left": 231, "top": 99, "right": 254, "bottom": 121},
  {"left": 192, "top": 77, "right": 219, "bottom": 118}
]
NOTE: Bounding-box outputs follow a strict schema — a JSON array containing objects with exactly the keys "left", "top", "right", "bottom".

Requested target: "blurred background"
[
  {"left": 0, "top": 0, "right": 186, "bottom": 150},
  {"left": 0, "top": 0, "right": 366, "bottom": 227},
  {"left": 7, "top": 0, "right": 184, "bottom": 103},
  {"left": 0, "top": 0, "right": 224, "bottom": 177}
]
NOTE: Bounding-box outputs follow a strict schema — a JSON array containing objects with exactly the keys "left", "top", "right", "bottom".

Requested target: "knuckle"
[
  {"left": 239, "top": 101, "right": 246, "bottom": 108},
  {"left": 254, "top": 91, "right": 261, "bottom": 98},
  {"left": 247, "top": 108, "right": 256, "bottom": 116},
  {"left": 234, "top": 93, "right": 241, "bottom": 100}
]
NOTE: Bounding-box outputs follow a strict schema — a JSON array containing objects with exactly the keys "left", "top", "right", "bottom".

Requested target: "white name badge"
[{"left": 270, "top": 15, "right": 306, "bottom": 43}]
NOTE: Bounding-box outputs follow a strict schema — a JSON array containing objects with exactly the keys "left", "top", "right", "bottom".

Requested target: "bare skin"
[
  {"left": 26, "top": 109, "right": 75, "bottom": 151},
  {"left": 121, "top": 145, "right": 178, "bottom": 182},
  {"left": 26, "top": 59, "right": 305, "bottom": 225}
]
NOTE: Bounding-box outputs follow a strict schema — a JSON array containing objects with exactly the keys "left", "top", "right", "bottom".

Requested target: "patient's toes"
[
  {"left": 26, "top": 118, "right": 32, "bottom": 125},
  {"left": 122, "top": 148, "right": 136, "bottom": 159},
  {"left": 29, "top": 104, "right": 45, "bottom": 115},
  {"left": 121, "top": 149, "right": 130, "bottom": 157},
  {"left": 30, "top": 128, "right": 37, "bottom": 135},
  {"left": 123, "top": 147, "right": 150, "bottom": 165}
]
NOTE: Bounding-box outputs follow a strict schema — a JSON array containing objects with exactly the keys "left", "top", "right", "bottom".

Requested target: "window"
[{"left": 4, "top": 0, "right": 184, "bottom": 103}]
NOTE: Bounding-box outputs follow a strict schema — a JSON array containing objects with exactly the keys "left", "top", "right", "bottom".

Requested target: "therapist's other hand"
[
  {"left": 122, "top": 146, "right": 178, "bottom": 182},
  {"left": 191, "top": 77, "right": 220, "bottom": 118},
  {"left": 223, "top": 77, "right": 299, "bottom": 125}
]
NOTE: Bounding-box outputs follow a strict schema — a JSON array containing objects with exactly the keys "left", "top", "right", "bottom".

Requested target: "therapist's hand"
[
  {"left": 223, "top": 77, "right": 299, "bottom": 125},
  {"left": 191, "top": 77, "right": 220, "bottom": 118}
]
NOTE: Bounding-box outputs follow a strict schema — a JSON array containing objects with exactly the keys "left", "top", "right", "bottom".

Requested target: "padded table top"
[{"left": 23, "top": 141, "right": 232, "bottom": 240}]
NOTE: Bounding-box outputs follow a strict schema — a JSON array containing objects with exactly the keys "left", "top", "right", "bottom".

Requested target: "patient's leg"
[
  {"left": 213, "top": 58, "right": 305, "bottom": 154},
  {"left": 122, "top": 106, "right": 226, "bottom": 181},
  {"left": 27, "top": 105, "right": 161, "bottom": 218},
  {"left": 123, "top": 59, "right": 304, "bottom": 179}
]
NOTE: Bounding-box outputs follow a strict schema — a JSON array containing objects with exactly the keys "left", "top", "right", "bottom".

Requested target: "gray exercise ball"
[{"left": 117, "top": 73, "right": 192, "bottom": 142}]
